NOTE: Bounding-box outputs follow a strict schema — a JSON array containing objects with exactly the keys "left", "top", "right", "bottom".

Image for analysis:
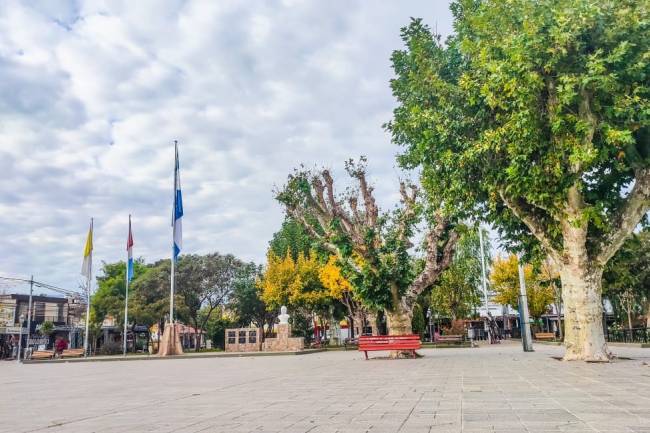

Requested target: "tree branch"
[
  {"left": 596, "top": 167, "right": 650, "bottom": 266},
  {"left": 499, "top": 190, "right": 561, "bottom": 263},
  {"left": 405, "top": 214, "right": 459, "bottom": 308}
]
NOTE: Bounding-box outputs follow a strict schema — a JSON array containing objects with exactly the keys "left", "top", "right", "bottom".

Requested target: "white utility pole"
[{"left": 517, "top": 258, "right": 534, "bottom": 352}]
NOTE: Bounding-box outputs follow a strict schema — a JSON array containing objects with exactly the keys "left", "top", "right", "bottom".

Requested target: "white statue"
[{"left": 278, "top": 306, "right": 290, "bottom": 324}]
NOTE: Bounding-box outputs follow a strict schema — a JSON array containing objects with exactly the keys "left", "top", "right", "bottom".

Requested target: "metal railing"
[{"left": 606, "top": 327, "right": 649, "bottom": 344}]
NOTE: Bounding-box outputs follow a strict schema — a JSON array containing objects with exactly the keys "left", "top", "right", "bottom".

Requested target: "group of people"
[
  {"left": 0, "top": 334, "right": 70, "bottom": 359},
  {"left": 0, "top": 335, "right": 17, "bottom": 359}
]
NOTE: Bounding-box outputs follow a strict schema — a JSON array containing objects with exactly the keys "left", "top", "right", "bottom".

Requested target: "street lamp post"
[
  {"left": 426, "top": 308, "right": 432, "bottom": 342},
  {"left": 16, "top": 313, "right": 25, "bottom": 364}
]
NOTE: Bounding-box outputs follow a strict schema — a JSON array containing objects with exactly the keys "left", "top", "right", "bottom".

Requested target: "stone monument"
[
  {"left": 278, "top": 305, "right": 290, "bottom": 324},
  {"left": 263, "top": 306, "right": 304, "bottom": 352},
  {"left": 158, "top": 321, "right": 183, "bottom": 356}
]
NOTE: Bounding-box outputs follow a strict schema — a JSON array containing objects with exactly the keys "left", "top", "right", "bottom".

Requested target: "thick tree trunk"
[
  {"left": 559, "top": 186, "right": 611, "bottom": 362},
  {"left": 385, "top": 304, "right": 413, "bottom": 335},
  {"left": 385, "top": 299, "right": 414, "bottom": 359},
  {"left": 560, "top": 264, "right": 610, "bottom": 361},
  {"left": 645, "top": 300, "right": 650, "bottom": 328}
]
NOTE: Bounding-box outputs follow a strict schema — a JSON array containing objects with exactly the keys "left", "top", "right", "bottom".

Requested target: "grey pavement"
[{"left": 1, "top": 341, "right": 650, "bottom": 433}]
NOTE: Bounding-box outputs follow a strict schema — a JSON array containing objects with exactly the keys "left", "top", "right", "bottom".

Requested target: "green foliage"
[
  {"left": 176, "top": 253, "right": 244, "bottom": 340},
  {"left": 39, "top": 320, "right": 54, "bottom": 336},
  {"left": 603, "top": 228, "right": 650, "bottom": 323},
  {"left": 289, "top": 312, "right": 313, "bottom": 344},
  {"left": 411, "top": 303, "right": 426, "bottom": 337},
  {"left": 430, "top": 228, "right": 484, "bottom": 319},
  {"left": 388, "top": 1, "right": 650, "bottom": 259},
  {"left": 269, "top": 217, "right": 316, "bottom": 260},
  {"left": 129, "top": 259, "right": 188, "bottom": 327},
  {"left": 230, "top": 262, "right": 275, "bottom": 329},
  {"left": 276, "top": 162, "right": 434, "bottom": 312},
  {"left": 201, "top": 310, "right": 235, "bottom": 350},
  {"left": 92, "top": 259, "right": 146, "bottom": 326}
]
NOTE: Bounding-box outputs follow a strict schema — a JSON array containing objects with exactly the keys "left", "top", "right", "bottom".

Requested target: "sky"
[{"left": 0, "top": 0, "right": 457, "bottom": 294}]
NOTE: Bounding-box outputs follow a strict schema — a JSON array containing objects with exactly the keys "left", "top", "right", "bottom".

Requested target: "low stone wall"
[{"left": 225, "top": 328, "right": 262, "bottom": 352}]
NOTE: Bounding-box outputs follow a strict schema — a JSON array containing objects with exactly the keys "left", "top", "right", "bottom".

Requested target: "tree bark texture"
[{"left": 560, "top": 214, "right": 610, "bottom": 361}]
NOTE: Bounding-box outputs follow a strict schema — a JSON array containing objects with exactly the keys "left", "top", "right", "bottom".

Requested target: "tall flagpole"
[
  {"left": 123, "top": 214, "right": 131, "bottom": 357},
  {"left": 170, "top": 141, "right": 177, "bottom": 325},
  {"left": 83, "top": 218, "right": 93, "bottom": 358}
]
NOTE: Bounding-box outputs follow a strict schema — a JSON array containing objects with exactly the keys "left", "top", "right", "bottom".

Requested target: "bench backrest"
[
  {"left": 358, "top": 335, "right": 421, "bottom": 349},
  {"left": 535, "top": 332, "right": 554, "bottom": 337}
]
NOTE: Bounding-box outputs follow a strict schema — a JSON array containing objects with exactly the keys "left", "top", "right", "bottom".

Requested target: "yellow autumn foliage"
[
  {"left": 260, "top": 250, "right": 353, "bottom": 311},
  {"left": 319, "top": 256, "right": 352, "bottom": 299},
  {"left": 490, "top": 255, "right": 554, "bottom": 319}
]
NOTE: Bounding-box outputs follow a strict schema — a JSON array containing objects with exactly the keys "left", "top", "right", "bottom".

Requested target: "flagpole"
[
  {"left": 170, "top": 141, "right": 177, "bottom": 326},
  {"left": 123, "top": 214, "right": 130, "bottom": 357},
  {"left": 83, "top": 217, "right": 93, "bottom": 358}
]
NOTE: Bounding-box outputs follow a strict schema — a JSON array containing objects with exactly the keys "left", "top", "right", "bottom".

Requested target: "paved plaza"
[{"left": 2, "top": 342, "right": 650, "bottom": 433}]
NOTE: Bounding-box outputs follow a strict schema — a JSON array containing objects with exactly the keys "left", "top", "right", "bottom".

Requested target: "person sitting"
[{"left": 55, "top": 337, "right": 67, "bottom": 357}]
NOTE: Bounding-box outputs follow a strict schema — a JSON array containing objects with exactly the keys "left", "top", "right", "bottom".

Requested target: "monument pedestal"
[
  {"left": 263, "top": 323, "right": 304, "bottom": 352},
  {"left": 158, "top": 322, "right": 183, "bottom": 356}
]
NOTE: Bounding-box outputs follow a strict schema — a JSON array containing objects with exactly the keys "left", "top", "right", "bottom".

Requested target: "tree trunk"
[
  {"left": 626, "top": 306, "right": 633, "bottom": 331},
  {"left": 385, "top": 299, "right": 414, "bottom": 359},
  {"left": 645, "top": 299, "right": 650, "bottom": 328},
  {"left": 559, "top": 189, "right": 611, "bottom": 362},
  {"left": 385, "top": 304, "right": 413, "bottom": 335},
  {"left": 555, "top": 302, "right": 563, "bottom": 341},
  {"left": 560, "top": 263, "right": 610, "bottom": 361}
]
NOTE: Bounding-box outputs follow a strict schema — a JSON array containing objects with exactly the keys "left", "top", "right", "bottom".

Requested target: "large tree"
[
  {"left": 388, "top": 2, "right": 649, "bottom": 360},
  {"left": 177, "top": 253, "right": 243, "bottom": 351},
  {"left": 276, "top": 159, "right": 459, "bottom": 336},
  {"left": 230, "top": 262, "right": 276, "bottom": 336},
  {"left": 129, "top": 259, "right": 188, "bottom": 329},
  {"left": 92, "top": 259, "right": 146, "bottom": 327}
]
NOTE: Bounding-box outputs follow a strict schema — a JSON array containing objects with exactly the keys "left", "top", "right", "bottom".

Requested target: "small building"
[{"left": 0, "top": 293, "right": 85, "bottom": 351}]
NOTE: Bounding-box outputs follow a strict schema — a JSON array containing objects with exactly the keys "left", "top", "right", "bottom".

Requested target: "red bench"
[{"left": 358, "top": 335, "right": 422, "bottom": 359}]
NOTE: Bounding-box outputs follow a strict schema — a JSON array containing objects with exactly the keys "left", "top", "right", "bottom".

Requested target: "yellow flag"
[{"left": 81, "top": 219, "right": 93, "bottom": 277}]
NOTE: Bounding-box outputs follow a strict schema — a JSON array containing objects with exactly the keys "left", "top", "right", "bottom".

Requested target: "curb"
[{"left": 22, "top": 348, "right": 327, "bottom": 364}]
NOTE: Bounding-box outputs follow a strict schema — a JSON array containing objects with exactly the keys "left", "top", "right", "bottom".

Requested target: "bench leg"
[
  {"left": 364, "top": 351, "right": 368, "bottom": 360},
  {"left": 412, "top": 350, "right": 415, "bottom": 359}
]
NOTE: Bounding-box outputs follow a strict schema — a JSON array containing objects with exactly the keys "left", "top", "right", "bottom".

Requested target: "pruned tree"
[
  {"left": 276, "top": 158, "right": 459, "bottom": 337},
  {"left": 388, "top": 2, "right": 650, "bottom": 360}
]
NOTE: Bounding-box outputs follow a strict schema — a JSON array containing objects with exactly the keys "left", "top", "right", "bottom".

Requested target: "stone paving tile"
[{"left": 1, "top": 342, "right": 649, "bottom": 432}]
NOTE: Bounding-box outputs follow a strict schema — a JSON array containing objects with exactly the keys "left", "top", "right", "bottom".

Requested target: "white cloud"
[{"left": 0, "top": 0, "right": 455, "bottom": 292}]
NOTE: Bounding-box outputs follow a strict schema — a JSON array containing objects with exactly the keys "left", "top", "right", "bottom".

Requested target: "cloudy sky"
[{"left": 0, "top": 0, "right": 455, "bottom": 293}]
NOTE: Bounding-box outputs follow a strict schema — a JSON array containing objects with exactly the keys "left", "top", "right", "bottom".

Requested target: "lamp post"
[
  {"left": 426, "top": 308, "right": 432, "bottom": 342},
  {"left": 16, "top": 313, "right": 25, "bottom": 364}
]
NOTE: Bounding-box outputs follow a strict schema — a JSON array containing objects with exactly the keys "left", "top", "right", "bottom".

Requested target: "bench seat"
[
  {"left": 61, "top": 349, "right": 85, "bottom": 358},
  {"left": 534, "top": 332, "right": 555, "bottom": 341},
  {"left": 358, "top": 335, "right": 421, "bottom": 359},
  {"left": 31, "top": 350, "right": 54, "bottom": 360},
  {"left": 435, "top": 335, "right": 464, "bottom": 343}
]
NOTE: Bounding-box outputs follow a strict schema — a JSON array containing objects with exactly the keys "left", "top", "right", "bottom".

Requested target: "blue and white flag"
[
  {"left": 126, "top": 215, "right": 134, "bottom": 282},
  {"left": 172, "top": 141, "right": 183, "bottom": 262}
]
